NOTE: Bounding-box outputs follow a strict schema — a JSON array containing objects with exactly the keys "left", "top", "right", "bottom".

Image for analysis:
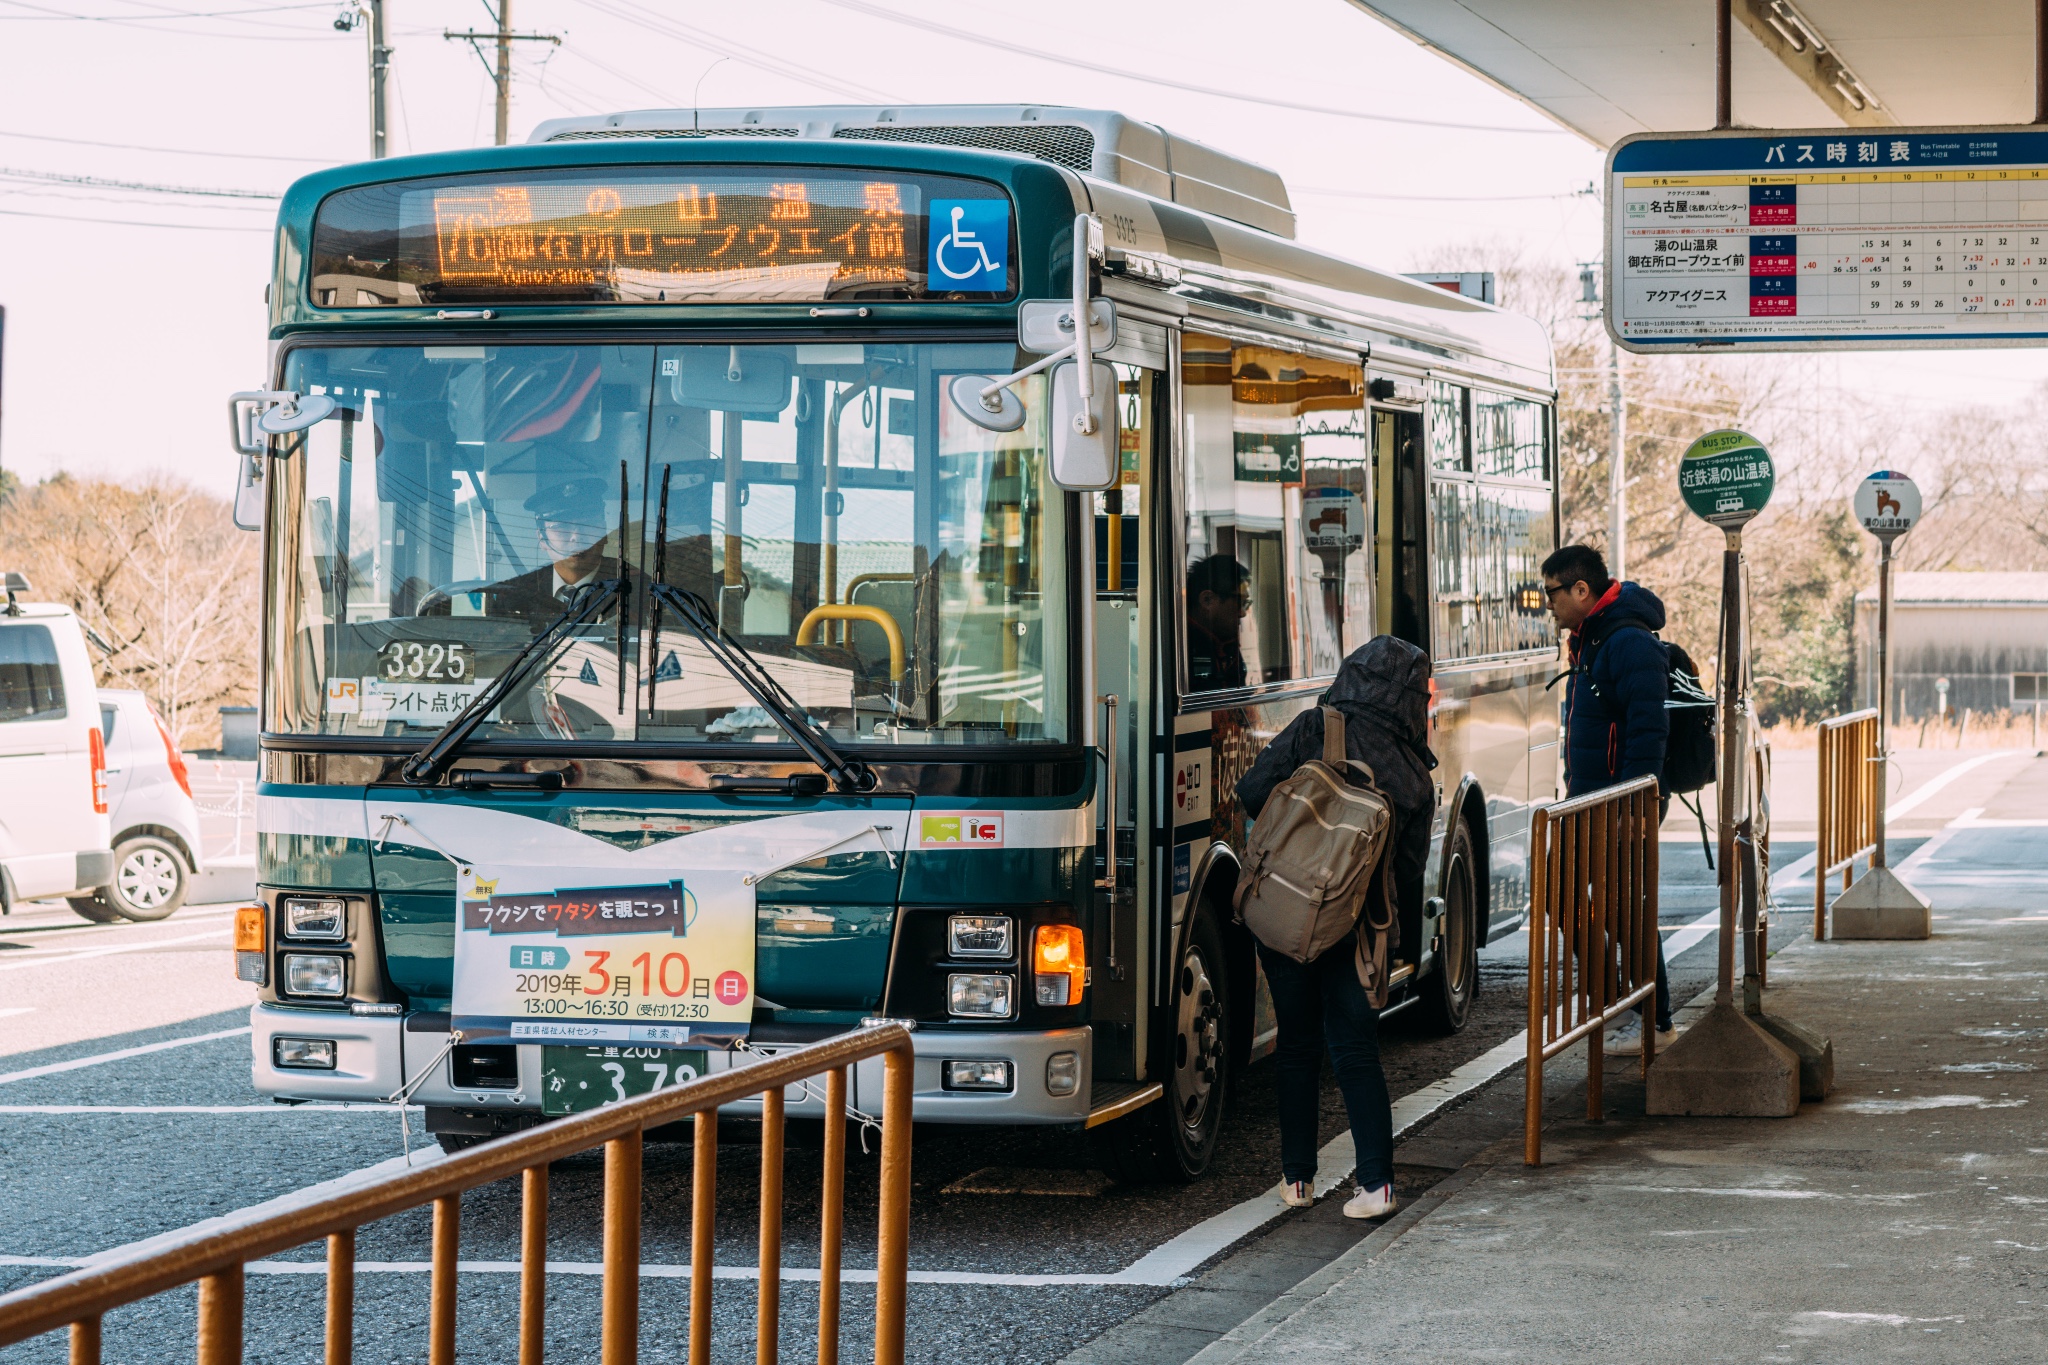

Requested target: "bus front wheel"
[
  {"left": 1421, "top": 817, "right": 1480, "bottom": 1034},
  {"left": 1098, "top": 910, "right": 1231, "bottom": 1183}
]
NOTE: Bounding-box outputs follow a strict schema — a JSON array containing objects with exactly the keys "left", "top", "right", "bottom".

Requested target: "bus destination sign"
[
  {"left": 308, "top": 169, "right": 1015, "bottom": 307},
  {"left": 1607, "top": 126, "right": 2048, "bottom": 351}
]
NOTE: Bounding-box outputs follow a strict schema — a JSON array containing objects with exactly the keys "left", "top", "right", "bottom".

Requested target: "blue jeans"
[{"left": 1256, "top": 936, "right": 1394, "bottom": 1189}]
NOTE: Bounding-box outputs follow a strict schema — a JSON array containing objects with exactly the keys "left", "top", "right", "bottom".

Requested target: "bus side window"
[
  {"left": 1179, "top": 335, "right": 1364, "bottom": 693},
  {"left": 1433, "top": 388, "right": 1556, "bottom": 661}
]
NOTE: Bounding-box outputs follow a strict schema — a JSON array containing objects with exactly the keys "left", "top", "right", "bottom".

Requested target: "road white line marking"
[
  {"left": 0, "top": 927, "right": 229, "bottom": 972},
  {"left": 0, "top": 1105, "right": 417, "bottom": 1114},
  {"left": 0, "top": 1026, "right": 251, "bottom": 1086},
  {"left": 1887, "top": 750, "right": 2032, "bottom": 821},
  {"left": 1895, "top": 808, "right": 1982, "bottom": 881}
]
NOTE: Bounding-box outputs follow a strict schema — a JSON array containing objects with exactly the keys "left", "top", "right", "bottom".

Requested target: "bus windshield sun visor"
[
  {"left": 643, "top": 465, "right": 875, "bottom": 796},
  {"left": 400, "top": 461, "right": 635, "bottom": 786}
]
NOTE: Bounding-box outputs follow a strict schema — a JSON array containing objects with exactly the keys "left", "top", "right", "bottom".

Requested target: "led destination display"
[{"left": 309, "top": 168, "right": 1015, "bottom": 306}]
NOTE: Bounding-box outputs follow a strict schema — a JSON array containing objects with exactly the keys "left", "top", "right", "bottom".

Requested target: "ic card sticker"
[{"left": 918, "top": 813, "right": 1005, "bottom": 848}]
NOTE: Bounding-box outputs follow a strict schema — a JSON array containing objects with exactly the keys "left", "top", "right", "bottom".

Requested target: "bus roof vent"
[
  {"left": 529, "top": 105, "right": 1295, "bottom": 239},
  {"left": 829, "top": 122, "right": 1095, "bottom": 174}
]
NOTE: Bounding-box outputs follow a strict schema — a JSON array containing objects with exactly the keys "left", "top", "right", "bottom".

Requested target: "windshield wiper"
[
  {"left": 399, "top": 575, "right": 624, "bottom": 785},
  {"left": 400, "top": 461, "right": 635, "bottom": 787},
  {"left": 644, "top": 463, "right": 876, "bottom": 795}
]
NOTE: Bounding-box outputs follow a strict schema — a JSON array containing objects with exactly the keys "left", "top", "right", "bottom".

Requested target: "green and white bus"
[{"left": 228, "top": 106, "right": 1557, "bottom": 1178}]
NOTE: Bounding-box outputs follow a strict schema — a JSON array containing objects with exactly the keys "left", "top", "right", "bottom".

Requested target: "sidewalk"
[{"left": 1173, "top": 912, "right": 2048, "bottom": 1363}]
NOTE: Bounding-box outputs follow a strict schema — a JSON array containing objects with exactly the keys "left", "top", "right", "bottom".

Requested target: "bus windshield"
[{"left": 267, "top": 341, "right": 1070, "bottom": 747}]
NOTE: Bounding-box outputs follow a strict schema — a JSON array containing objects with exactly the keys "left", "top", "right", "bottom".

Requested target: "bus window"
[
  {"left": 1179, "top": 335, "right": 1363, "bottom": 693},
  {"left": 1428, "top": 381, "right": 1469, "bottom": 471},
  {"left": 1430, "top": 389, "right": 1556, "bottom": 660},
  {"left": 1372, "top": 407, "right": 1428, "bottom": 652}
]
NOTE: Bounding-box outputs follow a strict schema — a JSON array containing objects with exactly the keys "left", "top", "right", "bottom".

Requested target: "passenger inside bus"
[{"left": 1185, "top": 554, "right": 1250, "bottom": 691}]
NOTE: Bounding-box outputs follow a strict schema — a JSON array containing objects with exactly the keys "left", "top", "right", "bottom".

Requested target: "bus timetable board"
[{"left": 1606, "top": 126, "right": 2048, "bottom": 351}]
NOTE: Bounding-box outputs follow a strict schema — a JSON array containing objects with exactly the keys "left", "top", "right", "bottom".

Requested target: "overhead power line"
[
  {"left": 0, "top": 127, "right": 339, "bottom": 164},
  {"left": 0, "top": 0, "right": 329, "bottom": 16},
  {"left": 0, "top": 166, "right": 280, "bottom": 198},
  {"left": 0, "top": 205, "right": 271, "bottom": 231},
  {"left": 811, "top": 0, "right": 1568, "bottom": 136},
  {"left": 572, "top": 0, "right": 896, "bottom": 104},
  {"left": 1297, "top": 186, "right": 1585, "bottom": 202}
]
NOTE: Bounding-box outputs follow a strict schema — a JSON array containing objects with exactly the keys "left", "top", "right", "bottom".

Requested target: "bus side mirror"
[
  {"left": 232, "top": 448, "right": 265, "bottom": 532},
  {"left": 1048, "top": 360, "right": 1118, "bottom": 490}
]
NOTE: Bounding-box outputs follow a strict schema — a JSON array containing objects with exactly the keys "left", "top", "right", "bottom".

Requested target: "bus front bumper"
[{"left": 250, "top": 1004, "right": 1093, "bottom": 1126}]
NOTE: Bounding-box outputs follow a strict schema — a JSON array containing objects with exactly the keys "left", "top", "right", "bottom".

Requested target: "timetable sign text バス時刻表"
[{"left": 1606, "top": 127, "right": 2048, "bottom": 351}]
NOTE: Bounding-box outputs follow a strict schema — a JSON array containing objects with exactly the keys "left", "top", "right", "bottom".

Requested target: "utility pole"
[
  {"left": 336, "top": 1, "right": 392, "bottom": 159},
  {"left": 370, "top": 0, "right": 390, "bottom": 158},
  {"left": 1579, "top": 258, "right": 1627, "bottom": 577},
  {"left": 446, "top": 2, "right": 560, "bottom": 146}
]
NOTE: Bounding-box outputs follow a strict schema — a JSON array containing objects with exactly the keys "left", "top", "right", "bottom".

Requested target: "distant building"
[{"left": 1855, "top": 572, "right": 2048, "bottom": 717}]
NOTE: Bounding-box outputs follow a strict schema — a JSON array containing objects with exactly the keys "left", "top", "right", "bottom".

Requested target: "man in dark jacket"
[
  {"left": 1236, "top": 635, "right": 1436, "bottom": 1221},
  {"left": 1543, "top": 544, "right": 1673, "bottom": 1050}
]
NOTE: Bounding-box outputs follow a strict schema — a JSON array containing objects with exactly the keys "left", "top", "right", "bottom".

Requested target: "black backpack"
[{"left": 1659, "top": 641, "right": 1717, "bottom": 796}]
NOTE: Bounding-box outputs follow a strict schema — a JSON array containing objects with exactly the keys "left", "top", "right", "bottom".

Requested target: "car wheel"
[
  {"left": 66, "top": 894, "right": 124, "bottom": 924},
  {"left": 1422, "top": 817, "right": 1480, "bottom": 1034},
  {"left": 1096, "top": 910, "right": 1231, "bottom": 1183},
  {"left": 104, "top": 837, "right": 189, "bottom": 922}
]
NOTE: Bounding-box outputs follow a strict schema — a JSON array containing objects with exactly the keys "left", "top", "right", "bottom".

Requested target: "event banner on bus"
[
  {"left": 1606, "top": 125, "right": 2048, "bottom": 351},
  {"left": 450, "top": 864, "right": 756, "bottom": 1048},
  {"left": 307, "top": 167, "right": 1016, "bottom": 307}
]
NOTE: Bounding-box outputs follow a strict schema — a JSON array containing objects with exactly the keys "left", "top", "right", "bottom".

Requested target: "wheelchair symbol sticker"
[{"left": 928, "top": 199, "right": 1009, "bottom": 291}]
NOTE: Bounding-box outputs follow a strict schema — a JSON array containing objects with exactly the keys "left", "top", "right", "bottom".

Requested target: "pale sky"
[{"left": 1, "top": 0, "right": 2042, "bottom": 489}]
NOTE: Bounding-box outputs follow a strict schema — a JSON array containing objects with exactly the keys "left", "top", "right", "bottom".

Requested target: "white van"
[
  {"left": 66, "top": 689, "right": 207, "bottom": 922},
  {"left": 0, "top": 581, "right": 114, "bottom": 912}
]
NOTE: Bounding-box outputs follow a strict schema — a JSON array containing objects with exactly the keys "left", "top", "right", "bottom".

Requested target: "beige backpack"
[{"left": 1233, "top": 707, "right": 1399, "bottom": 1003}]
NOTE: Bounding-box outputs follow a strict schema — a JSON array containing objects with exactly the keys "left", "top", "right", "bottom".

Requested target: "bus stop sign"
[
  {"left": 1854, "top": 470, "right": 1921, "bottom": 543},
  {"left": 1679, "top": 428, "right": 1775, "bottom": 528}
]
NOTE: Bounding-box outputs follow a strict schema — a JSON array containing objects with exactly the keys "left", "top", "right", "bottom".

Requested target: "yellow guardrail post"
[{"left": 1815, "top": 709, "right": 1879, "bottom": 940}]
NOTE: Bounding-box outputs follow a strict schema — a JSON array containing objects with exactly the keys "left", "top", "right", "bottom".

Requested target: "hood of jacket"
[
  {"left": 1321, "top": 635, "right": 1437, "bottom": 815},
  {"left": 1579, "top": 580, "right": 1666, "bottom": 651}
]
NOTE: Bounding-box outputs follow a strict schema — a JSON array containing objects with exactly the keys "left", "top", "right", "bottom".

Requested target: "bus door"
[
  {"left": 1370, "top": 397, "right": 1430, "bottom": 656},
  {"left": 1089, "top": 362, "right": 1159, "bottom": 1082}
]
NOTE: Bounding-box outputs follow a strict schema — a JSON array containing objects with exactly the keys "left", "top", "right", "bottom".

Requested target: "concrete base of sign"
[
  {"left": 1830, "top": 865, "right": 1931, "bottom": 940},
  {"left": 1645, "top": 998, "right": 1801, "bottom": 1117},
  {"left": 1752, "top": 1011, "right": 1835, "bottom": 1101}
]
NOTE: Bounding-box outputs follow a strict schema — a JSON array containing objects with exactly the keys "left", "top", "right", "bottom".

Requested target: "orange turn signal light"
[
  {"left": 234, "top": 905, "right": 266, "bottom": 953},
  {"left": 1032, "top": 923, "right": 1085, "bottom": 1006}
]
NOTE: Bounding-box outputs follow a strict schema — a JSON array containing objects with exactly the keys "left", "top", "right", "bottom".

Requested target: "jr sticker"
[
  {"left": 928, "top": 199, "right": 1009, "bottom": 291},
  {"left": 919, "top": 813, "right": 1005, "bottom": 848}
]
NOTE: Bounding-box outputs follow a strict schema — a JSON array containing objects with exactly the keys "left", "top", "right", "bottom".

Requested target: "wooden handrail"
[
  {"left": 0, "top": 1024, "right": 916, "bottom": 1363},
  {"left": 1815, "top": 708, "right": 1880, "bottom": 940},
  {"left": 1525, "top": 775, "right": 1661, "bottom": 1166},
  {"left": 796, "top": 604, "right": 905, "bottom": 680}
]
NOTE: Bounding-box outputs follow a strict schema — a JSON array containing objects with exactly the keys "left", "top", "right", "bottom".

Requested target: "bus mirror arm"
[
  {"left": 946, "top": 214, "right": 1112, "bottom": 436},
  {"left": 645, "top": 581, "right": 877, "bottom": 795},
  {"left": 399, "top": 577, "right": 624, "bottom": 786}
]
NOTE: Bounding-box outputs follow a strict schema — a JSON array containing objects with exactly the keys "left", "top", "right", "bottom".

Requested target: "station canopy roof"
[
  {"left": 1347, "top": 1, "right": 2043, "bottom": 147},
  {"left": 1855, "top": 572, "right": 2048, "bottom": 606}
]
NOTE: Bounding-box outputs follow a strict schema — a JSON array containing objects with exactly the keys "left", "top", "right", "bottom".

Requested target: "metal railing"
[
  {"left": 1525, "top": 775, "right": 1662, "bottom": 1166},
  {"left": 1814, "top": 708, "right": 1880, "bottom": 940},
  {"left": 0, "top": 1023, "right": 916, "bottom": 1365}
]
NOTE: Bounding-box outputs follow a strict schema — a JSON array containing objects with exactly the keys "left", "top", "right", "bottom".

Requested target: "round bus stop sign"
[
  {"left": 1678, "top": 428, "right": 1775, "bottom": 528},
  {"left": 1853, "top": 470, "right": 1921, "bottom": 543}
]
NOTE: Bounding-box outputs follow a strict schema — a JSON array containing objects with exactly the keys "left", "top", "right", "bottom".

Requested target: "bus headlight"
[
  {"left": 947, "top": 973, "right": 1014, "bottom": 1019},
  {"left": 284, "top": 896, "right": 347, "bottom": 940},
  {"left": 283, "top": 953, "right": 346, "bottom": 998},
  {"left": 948, "top": 914, "right": 1013, "bottom": 958}
]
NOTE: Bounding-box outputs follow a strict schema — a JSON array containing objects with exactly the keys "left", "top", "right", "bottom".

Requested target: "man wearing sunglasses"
[{"left": 1542, "top": 543, "right": 1675, "bottom": 1053}]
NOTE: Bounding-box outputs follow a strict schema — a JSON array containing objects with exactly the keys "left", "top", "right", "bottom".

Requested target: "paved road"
[{"left": 0, "top": 748, "right": 2027, "bottom": 1363}]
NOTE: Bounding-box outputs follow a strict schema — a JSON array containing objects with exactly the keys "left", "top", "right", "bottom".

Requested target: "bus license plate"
[{"left": 540, "top": 1045, "right": 709, "bottom": 1116}]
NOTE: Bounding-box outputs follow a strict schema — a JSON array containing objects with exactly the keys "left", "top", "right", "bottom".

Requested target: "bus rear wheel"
[
  {"left": 1098, "top": 910, "right": 1230, "bottom": 1183},
  {"left": 1421, "top": 817, "right": 1479, "bottom": 1034}
]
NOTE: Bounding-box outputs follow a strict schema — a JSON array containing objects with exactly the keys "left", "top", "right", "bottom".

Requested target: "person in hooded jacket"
[
  {"left": 1542, "top": 543, "right": 1674, "bottom": 1052},
  {"left": 1236, "top": 635, "right": 1436, "bottom": 1221}
]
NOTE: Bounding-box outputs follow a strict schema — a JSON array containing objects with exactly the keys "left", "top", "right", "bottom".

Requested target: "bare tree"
[{"left": 1, "top": 475, "right": 258, "bottom": 748}]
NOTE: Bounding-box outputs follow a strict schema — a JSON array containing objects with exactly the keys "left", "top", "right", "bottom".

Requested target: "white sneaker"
[
  {"left": 1281, "top": 1179, "right": 1313, "bottom": 1208},
  {"left": 1342, "top": 1182, "right": 1397, "bottom": 1220},
  {"left": 1604, "top": 1026, "right": 1677, "bottom": 1056}
]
